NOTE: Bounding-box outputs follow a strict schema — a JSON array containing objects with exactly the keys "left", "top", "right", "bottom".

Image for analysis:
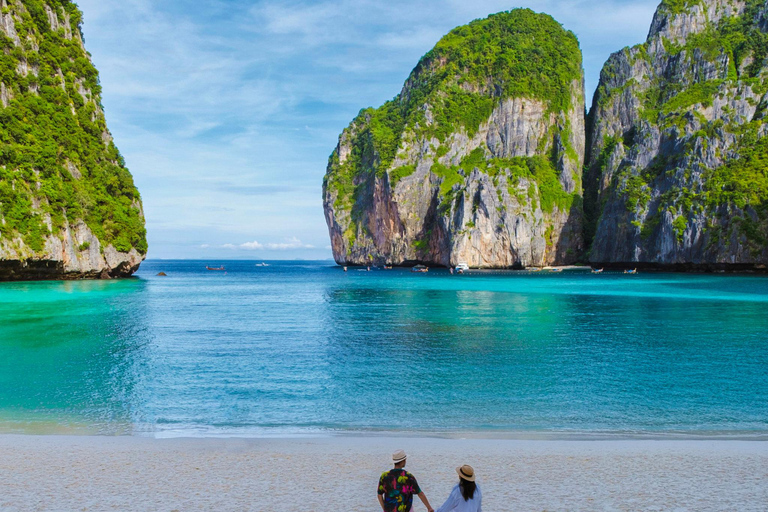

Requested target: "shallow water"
[{"left": 0, "top": 261, "right": 766, "bottom": 437}]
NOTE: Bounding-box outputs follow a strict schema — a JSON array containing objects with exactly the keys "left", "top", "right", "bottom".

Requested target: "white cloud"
[
  {"left": 212, "top": 237, "right": 315, "bottom": 251},
  {"left": 263, "top": 237, "right": 316, "bottom": 250},
  {"left": 239, "top": 241, "right": 264, "bottom": 250}
]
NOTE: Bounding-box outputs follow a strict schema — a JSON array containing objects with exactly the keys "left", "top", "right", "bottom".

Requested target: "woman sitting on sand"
[{"left": 435, "top": 465, "right": 481, "bottom": 512}]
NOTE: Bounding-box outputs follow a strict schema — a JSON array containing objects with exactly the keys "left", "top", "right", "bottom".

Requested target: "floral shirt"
[{"left": 378, "top": 468, "right": 422, "bottom": 512}]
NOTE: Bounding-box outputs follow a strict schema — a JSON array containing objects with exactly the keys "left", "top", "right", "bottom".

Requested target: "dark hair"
[{"left": 459, "top": 479, "right": 476, "bottom": 501}]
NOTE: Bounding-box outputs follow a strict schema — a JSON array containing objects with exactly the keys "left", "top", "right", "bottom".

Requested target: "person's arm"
[
  {"left": 377, "top": 474, "right": 387, "bottom": 512},
  {"left": 434, "top": 485, "right": 460, "bottom": 512},
  {"left": 476, "top": 487, "right": 482, "bottom": 512},
  {"left": 378, "top": 494, "right": 386, "bottom": 511},
  {"left": 417, "top": 491, "right": 434, "bottom": 512}
]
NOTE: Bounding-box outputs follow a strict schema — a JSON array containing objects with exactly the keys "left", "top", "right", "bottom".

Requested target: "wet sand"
[{"left": 0, "top": 435, "right": 766, "bottom": 511}]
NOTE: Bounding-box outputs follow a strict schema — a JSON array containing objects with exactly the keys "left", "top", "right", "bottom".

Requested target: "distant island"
[
  {"left": 323, "top": 0, "right": 768, "bottom": 271},
  {"left": 0, "top": 0, "right": 146, "bottom": 280}
]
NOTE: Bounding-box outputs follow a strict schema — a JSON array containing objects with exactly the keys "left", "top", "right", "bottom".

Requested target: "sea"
[{"left": 0, "top": 260, "right": 766, "bottom": 438}]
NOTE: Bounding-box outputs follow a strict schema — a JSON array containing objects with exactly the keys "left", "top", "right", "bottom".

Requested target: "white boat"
[
  {"left": 455, "top": 263, "right": 469, "bottom": 274},
  {"left": 255, "top": 262, "right": 270, "bottom": 267}
]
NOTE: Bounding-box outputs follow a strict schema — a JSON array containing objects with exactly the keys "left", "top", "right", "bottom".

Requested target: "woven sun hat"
[
  {"left": 456, "top": 464, "right": 476, "bottom": 482},
  {"left": 392, "top": 449, "right": 408, "bottom": 463}
]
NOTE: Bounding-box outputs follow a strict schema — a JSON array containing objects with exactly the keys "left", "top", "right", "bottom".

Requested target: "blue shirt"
[{"left": 436, "top": 483, "right": 482, "bottom": 512}]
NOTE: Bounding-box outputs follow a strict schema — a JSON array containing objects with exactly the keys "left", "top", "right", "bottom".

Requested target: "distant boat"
[
  {"left": 624, "top": 268, "right": 638, "bottom": 274},
  {"left": 550, "top": 268, "right": 563, "bottom": 273},
  {"left": 255, "top": 262, "right": 270, "bottom": 267},
  {"left": 383, "top": 265, "right": 393, "bottom": 270},
  {"left": 206, "top": 266, "right": 225, "bottom": 271},
  {"left": 591, "top": 268, "right": 604, "bottom": 274},
  {"left": 455, "top": 263, "right": 469, "bottom": 274},
  {"left": 411, "top": 265, "right": 429, "bottom": 273},
  {"left": 529, "top": 268, "right": 543, "bottom": 272}
]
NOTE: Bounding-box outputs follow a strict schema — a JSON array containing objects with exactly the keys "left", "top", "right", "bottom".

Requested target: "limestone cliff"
[
  {"left": 585, "top": 0, "right": 768, "bottom": 269},
  {"left": 323, "top": 9, "right": 585, "bottom": 268},
  {"left": 0, "top": 0, "right": 146, "bottom": 280}
]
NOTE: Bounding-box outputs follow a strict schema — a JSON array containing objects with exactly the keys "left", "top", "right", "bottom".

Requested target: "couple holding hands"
[{"left": 377, "top": 450, "right": 482, "bottom": 512}]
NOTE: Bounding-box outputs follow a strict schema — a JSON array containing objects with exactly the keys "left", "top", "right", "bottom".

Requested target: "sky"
[{"left": 75, "top": 0, "right": 660, "bottom": 260}]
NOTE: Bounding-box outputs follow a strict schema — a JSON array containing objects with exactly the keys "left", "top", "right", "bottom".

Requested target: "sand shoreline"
[{"left": 1, "top": 435, "right": 766, "bottom": 511}]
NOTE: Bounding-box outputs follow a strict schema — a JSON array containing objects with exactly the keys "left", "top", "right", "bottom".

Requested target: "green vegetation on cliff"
[
  {"left": 0, "top": 0, "right": 146, "bottom": 255},
  {"left": 454, "top": 148, "right": 577, "bottom": 213},
  {"left": 648, "top": 1, "right": 768, "bottom": 220},
  {"left": 597, "top": 0, "right": 768, "bottom": 123},
  {"left": 705, "top": 123, "right": 768, "bottom": 213},
  {"left": 412, "top": 8, "right": 581, "bottom": 139},
  {"left": 324, "top": 9, "right": 582, "bottom": 218},
  {"left": 658, "top": 0, "right": 703, "bottom": 15},
  {"left": 645, "top": 0, "right": 768, "bottom": 123}
]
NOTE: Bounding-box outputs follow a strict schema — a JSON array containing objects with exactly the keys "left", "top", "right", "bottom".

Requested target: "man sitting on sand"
[{"left": 378, "top": 449, "right": 434, "bottom": 512}]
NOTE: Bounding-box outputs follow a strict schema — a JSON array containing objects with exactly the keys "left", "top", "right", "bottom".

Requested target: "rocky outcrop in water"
[
  {"left": 323, "top": 9, "right": 585, "bottom": 268},
  {"left": 585, "top": 0, "right": 768, "bottom": 269},
  {"left": 0, "top": 0, "right": 146, "bottom": 280}
]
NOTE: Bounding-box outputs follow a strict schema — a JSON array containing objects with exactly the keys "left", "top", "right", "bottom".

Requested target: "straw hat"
[
  {"left": 392, "top": 449, "right": 407, "bottom": 463},
  {"left": 456, "top": 464, "right": 475, "bottom": 482}
]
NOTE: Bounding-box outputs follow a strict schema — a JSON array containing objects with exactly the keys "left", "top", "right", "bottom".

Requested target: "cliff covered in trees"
[
  {"left": 323, "top": 9, "right": 585, "bottom": 268},
  {"left": 585, "top": 0, "right": 768, "bottom": 269},
  {"left": 0, "top": 0, "right": 146, "bottom": 280}
]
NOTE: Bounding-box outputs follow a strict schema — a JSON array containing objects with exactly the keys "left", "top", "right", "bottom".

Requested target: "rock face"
[
  {"left": 323, "top": 10, "right": 585, "bottom": 268},
  {"left": 0, "top": 0, "right": 146, "bottom": 280},
  {"left": 585, "top": 0, "right": 768, "bottom": 269}
]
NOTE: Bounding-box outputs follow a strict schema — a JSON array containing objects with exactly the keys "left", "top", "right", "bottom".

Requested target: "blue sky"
[{"left": 76, "top": 0, "right": 660, "bottom": 260}]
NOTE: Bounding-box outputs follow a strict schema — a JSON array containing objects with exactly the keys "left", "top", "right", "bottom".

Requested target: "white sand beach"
[{"left": 0, "top": 435, "right": 766, "bottom": 511}]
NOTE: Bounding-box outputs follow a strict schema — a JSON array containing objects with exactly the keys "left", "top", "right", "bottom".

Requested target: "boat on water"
[
  {"left": 255, "top": 262, "right": 270, "bottom": 267},
  {"left": 592, "top": 268, "right": 604, "bottom": 274},
  {"left": 206, "top": 266, "right": 225, "bottom": 271},
  {"left": 455, "top": 262, "right": 470, "bottom": 274},
  {"left": 411, "top": 265, "right": 429, "bottom": 273},
  {"left": 550, "top": 268, "right": 563, "bottom": 273},
  {"left": 624, "top": 268, "right": 638, "bottom": 274}
]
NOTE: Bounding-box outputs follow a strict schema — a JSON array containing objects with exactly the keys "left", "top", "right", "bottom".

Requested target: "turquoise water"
[{"left": 0, "top": 260, "right": 767, "bottom": 437}]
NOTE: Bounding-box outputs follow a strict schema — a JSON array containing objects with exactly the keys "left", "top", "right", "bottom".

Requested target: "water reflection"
[
  {"left": 319, "top": 273, "right": 768, "bottom": 432},
  {"left": 0, "top": 279, "right": 153, "bottom": 434}
]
